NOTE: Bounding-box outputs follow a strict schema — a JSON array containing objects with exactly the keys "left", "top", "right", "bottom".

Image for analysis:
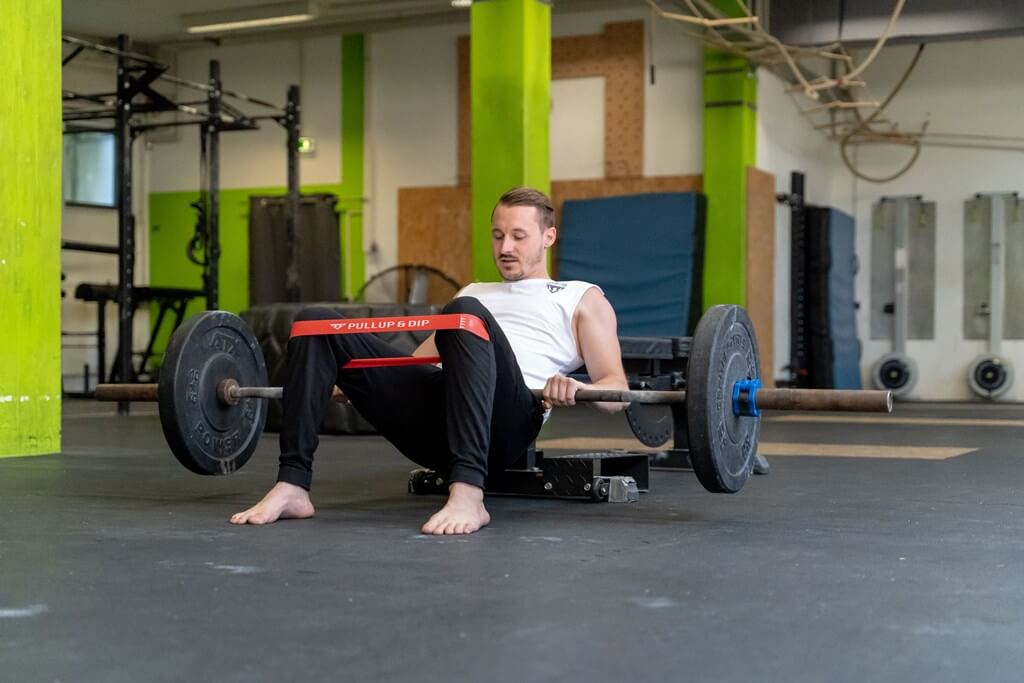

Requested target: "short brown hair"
[{"left": 492, "top": 187, "right": 555, "bottom": 230}]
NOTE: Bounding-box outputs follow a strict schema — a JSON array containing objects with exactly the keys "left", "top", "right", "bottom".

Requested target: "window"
[{"left": 63, "top": 131, "right": 115, "bottom": 207}]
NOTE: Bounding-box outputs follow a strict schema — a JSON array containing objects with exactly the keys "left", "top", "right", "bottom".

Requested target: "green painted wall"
[
  {"left": 149, "top": 183, "right": 342, "bottom": 351},
  {"left": 470, "top": 0, "right": 551, "bottom": 282},
  {"left": 0, "top": 0, "right": 62, "bottom": 457},
  {"left": 147, "top": 34, "right": 365, "bottom": 358},
  {"left": 339, "top": 34, "right": 366, "bottom": 296},
  {"left": 702, "top": 2, "right": 757, "bottom": 308}
]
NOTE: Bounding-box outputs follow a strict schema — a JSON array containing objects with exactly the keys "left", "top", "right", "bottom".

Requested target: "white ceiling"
[
  {"left": 63, "top": 0, "right": 467, "bottom": 43},
  {"left": 62, "top": 0, "right": 634, "bottom": 46}
]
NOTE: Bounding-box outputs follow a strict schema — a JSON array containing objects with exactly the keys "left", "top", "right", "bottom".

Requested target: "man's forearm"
[{"left": 581, "top": 377, "right": 630, "bottom": 414}]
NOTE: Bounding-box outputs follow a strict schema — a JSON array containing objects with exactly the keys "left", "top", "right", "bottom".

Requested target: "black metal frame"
[
  {"left": 62, "top": 33, "right": 301, "bottom": 410},
  {"left": 62, "top": 241, "right": 120, "bottom": 255},
  {"left": 778, "top": 171, "right": 808, "bottom": 387},
  {"left": 409, "top": 448, "right": 650, "bottom": 502},
  {"left": 198, "top": 61, "right": 223, "bottom": 310},
  {"left": 285, "top": 86, "right": 302, "bottom": 303}
]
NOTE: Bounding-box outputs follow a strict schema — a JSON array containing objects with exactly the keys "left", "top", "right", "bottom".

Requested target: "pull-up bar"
[
  {"left": 159, "top": 74, "right": 284, "bottom": 112},
  {"left": 62, "top": 35, "right": 167, "bottom": 69},
  {"left": 62, "top": 35, "right": 286, "bottom": 114}
]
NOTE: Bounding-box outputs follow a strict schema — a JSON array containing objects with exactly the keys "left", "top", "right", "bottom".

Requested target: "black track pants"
[{"left": 277, "top": 297, "right": 545, "bottom": 491}]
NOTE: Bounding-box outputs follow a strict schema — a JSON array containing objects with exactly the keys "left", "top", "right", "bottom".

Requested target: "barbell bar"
[{"left": 95, "top": 381, "right": 892, "bottom": 413}]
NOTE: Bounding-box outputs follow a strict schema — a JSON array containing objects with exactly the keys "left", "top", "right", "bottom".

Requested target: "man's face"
[{"left": 491, "top": 204, "right": 555, "bottom": 281}]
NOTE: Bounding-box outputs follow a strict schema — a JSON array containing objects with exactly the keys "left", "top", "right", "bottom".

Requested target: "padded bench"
[{"left": 75, "top": 283, "right": 205, "bottom": 383}]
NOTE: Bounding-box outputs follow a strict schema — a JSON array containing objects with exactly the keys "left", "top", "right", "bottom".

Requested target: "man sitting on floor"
[{"left": 231, "top": 187, "right": 629, "bottom": 535}]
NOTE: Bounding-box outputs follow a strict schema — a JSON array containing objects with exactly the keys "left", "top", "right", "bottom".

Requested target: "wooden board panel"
[
  {"left": 746, "top": 166, "right": 776, "bottom": 387},
  {"left": 457, "top": 21, "right": 645, "bottom": 183},
  {"left": 397, "top": 185, "right": 473, "bottom": 286}
]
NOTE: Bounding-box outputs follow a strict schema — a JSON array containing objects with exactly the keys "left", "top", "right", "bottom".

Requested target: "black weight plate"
[
  {"left": 685, "top": 305, "right": 760, "bottom": 493},
  {"left": 625, "top": 403, "right": 672, "bottom": 448},
  {"left": 158, "top": 311, "right": 268, "bottom": 475}
]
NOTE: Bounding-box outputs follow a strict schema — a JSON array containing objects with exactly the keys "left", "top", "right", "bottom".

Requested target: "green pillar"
[
  {"left": 0, "top": 0, "right": 62, "bottom": 457},
  {"left": 470, "top": 0, "right": 551, "bottom": 282},
  {"left": 340, "top": 34, "right": 365, "bottom": 298},
  {"left": 702, "top": 44, "right": 757, "bottom": 307}
]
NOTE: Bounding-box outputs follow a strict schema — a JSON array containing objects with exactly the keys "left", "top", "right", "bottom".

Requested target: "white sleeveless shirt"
[{"left": 458, "top": 279, "right": 599, "bottom": 390}]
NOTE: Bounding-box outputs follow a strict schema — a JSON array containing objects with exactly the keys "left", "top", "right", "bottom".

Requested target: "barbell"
[
  {"left": 94, "top": 305, "right": 892, "bottom": 494},
  {"left": 98, "top": 374, "right": 887, "bottom": 409}
]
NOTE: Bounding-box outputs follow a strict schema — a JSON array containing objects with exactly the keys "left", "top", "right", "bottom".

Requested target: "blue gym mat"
[{"left": 558, "top": 192, "right": 706, "bottom": 338}]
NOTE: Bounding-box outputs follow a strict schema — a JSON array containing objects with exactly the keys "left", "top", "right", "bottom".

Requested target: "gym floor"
[{"left": 3, "top": 400, "right": 1024, "bottom": 682}]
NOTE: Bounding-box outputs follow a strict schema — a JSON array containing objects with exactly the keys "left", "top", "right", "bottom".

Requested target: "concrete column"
[
  {"left": 0, "top": 0, "right": 63, "bottom": 456},
  {"left": 470, "top": 0, "right": 551, "bottom": 281}
]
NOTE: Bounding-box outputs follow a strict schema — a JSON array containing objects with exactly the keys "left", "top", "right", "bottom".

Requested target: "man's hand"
[
  {"left": 541, "top": 374, "right": 587, "bottom": 409},
  {"left": 331, "top": 385, "right": 351, "bottom": 404}
]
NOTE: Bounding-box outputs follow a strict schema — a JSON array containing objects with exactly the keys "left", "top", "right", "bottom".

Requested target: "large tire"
[{"left": 241, "top": 302, "right": 441, "bottom": 434}]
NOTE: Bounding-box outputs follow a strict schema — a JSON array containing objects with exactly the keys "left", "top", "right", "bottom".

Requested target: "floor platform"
[{"left": 3, "top": 399, "right": 1024, "bottom": 682}]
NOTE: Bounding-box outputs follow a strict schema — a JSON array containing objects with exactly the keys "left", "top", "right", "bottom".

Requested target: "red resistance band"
[{"left": 289, "top": 313, "right": 490, "bottom": 369}]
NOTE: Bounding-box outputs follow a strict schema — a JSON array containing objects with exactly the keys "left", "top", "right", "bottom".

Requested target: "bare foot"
[
  {"left": 230, "top": 481, "right": 315, "bottom": 525},
  {"left": 421, "top": 482, "right": 491, "bottom": 535}
]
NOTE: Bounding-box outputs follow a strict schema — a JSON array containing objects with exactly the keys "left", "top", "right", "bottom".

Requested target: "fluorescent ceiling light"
[
  {"left": 183, "top": 1, "right": 318, "bottom": 34},
  {"left": 186, "top": 14, "right": 314, "bottom": 33}
]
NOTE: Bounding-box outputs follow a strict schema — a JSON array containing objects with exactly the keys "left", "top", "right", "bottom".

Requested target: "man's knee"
[
  {"left": 294, "top": 306, "right": 342, "bottom": 323},
  {"left": 437, "top": 297, "right": 494, "bottom": 348},
  {"left": 288, "top": 307, "right": 348, "bottom": 352},
  {"left": 442, "top": 296, "right": 490, "bottom": 318}
]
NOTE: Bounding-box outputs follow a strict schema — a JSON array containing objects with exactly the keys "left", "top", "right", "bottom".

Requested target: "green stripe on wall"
[
  {"left": 148, "top": 183, "right": 343, "bottom": 355},
  {"left": 340, "top": 34, "right": 365, "bottom": 298},
  {"left": 701, "top": 8, "right": 757, "bottom": 308},
  {"left": 0, "top": 0, "right": 62, "bottom": 457},
  {"left": 470, "top": 0, "right": 551, "bottom": 282},
  {"left": 702, "top": 52, "right": 757, "bottom": 306}
]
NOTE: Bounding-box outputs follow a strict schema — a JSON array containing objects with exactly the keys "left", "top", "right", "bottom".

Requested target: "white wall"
[
  {"left": 365, "top": 6, "right": 704, "bottom": 276},
  {"left": 150, "top": 35, "right": 341, "bottom": 192},
  {"left": 757, "top": 68, "right": 856, "bottom": 381},
  {"left": 364, "top": 21, "right": 464, "bottom": 271},
  {"left": 754, "top": 36, "right": 1024, "bottom": 397},
  {"left": 550, "top": 77, "right": 605, "bottom": 180},
  {"left": 849, "top": 37, "right": 1024, "bottom": 399}
]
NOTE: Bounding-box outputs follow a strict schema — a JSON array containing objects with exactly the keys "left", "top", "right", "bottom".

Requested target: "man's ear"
[{"left": 544, "top": 226, "right": 557, "bottom": 248}]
